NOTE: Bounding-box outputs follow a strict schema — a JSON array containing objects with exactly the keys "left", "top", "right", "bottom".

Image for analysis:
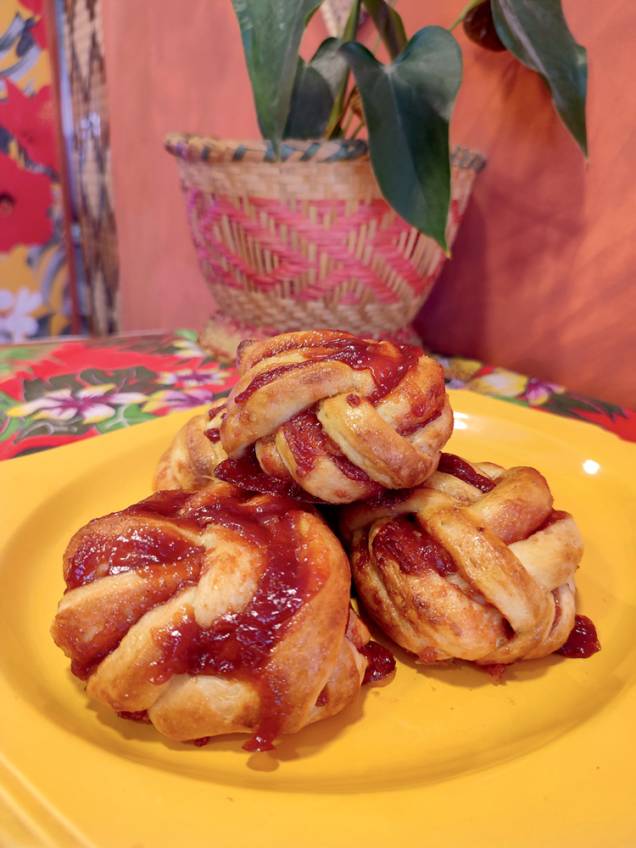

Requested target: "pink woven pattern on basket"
[
  {"left": 189, "top": 193, "right": 436, "bottom": 305},
  {"left": 184, "top": 190, "right": 469, "bottom": 309},
  {"left": 168, "top": 136, "right": 483, "bottom": 336}
]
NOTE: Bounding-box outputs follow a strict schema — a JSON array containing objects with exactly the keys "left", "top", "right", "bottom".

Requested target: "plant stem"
[
  {"left": 325, "top": 0, "right": 362, "bottom": 138},
  {"left": 341, "top": 1, "right": 401, "bottom": 139},
  {"left": 341, "top": 105, "right": 357, "bottom": 136},
  {"left": 349, "top": 120, "right": 364, "bottom": 140},
  {"left": 449, "top": 0, "right": 483, "bottom": 31}
]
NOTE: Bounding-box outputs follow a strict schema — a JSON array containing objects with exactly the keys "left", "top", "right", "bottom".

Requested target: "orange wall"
[{"left": 103, "top": 0, "right": 635, "bottom": 405}]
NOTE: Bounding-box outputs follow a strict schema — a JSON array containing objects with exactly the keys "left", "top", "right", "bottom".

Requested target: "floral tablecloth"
[{"left": 0, "top": 328, "right": 634, "bottom": 461}]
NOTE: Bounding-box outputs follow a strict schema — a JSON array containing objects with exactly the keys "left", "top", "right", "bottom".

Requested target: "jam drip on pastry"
[
  {"left": 557, "top": 615, "right": 600, "bottom": 658},
  {"left": 145, "top": 506, "right": 319, "bottom": 752},
  {"left": 281, "top": 409, "right": 383, "bottom": 492},
  {"left": 53, "top": 483, "right": 379, "bottom": 751},
  {"left": 235, "top": 335, "right": 421, "bottom": 405},
  {"left": 359, "top": 642, "right": 396, "bottom": 684},
  {"left": 437, "top": 452, "right": 496, "bottom": 493},
  {"left": 61, "top": 489, "right": 321, "bottom": 751},
  {"left": 373, "top": 516, "right": 458, "bottom": 578},
  {"left": 154, "top": 331, "right": 454, "bottom": 503},
  {"left": 215, "top": 445, "right": 318, "bottom": 501},
  {"left": 208, "top": 330, "right": 455, "bottom": 503},
  {"left": 342, "top": 456, "right": 596, "bottom": 666}
]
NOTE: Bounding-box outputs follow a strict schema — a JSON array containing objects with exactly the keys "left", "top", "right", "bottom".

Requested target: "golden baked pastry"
[
  {"left": 213, "top": 330, "right": 453, "bottom": 503},
  {"left": 154, "top": 402, "right": 227, "bottom": 490},
  {"left": 342, "top": 453, "right": 586, "bottom": 665},
  {"left": 52, "top": 482, "right": 393, "bottom": 750}
]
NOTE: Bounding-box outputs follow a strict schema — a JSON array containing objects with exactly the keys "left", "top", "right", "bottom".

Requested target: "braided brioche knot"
[
  {"left": 217, "top": 330, "right": 453, "bottom": 503},
  {"left": 342, "top": 454, "right": 583, "bottom": 665},
  {"left": 154, "top": 403, "right": 227, "bottom": 491},
  {"left": 51, "top": 483, "right": 372, "bottom": 751}
]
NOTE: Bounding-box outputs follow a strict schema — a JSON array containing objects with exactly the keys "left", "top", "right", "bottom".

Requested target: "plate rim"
[{"left": 1, "top": 390, "right": 635, "bottom": 848}]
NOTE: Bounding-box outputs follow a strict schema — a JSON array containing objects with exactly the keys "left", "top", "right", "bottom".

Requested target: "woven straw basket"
[{"left": 166, "top": 134, "right": 484, "bottom": 355}]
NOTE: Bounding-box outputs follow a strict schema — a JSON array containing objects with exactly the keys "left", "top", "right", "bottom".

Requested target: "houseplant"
[{"left": 166, "top": 0, "right": 587, "bottom": 356}]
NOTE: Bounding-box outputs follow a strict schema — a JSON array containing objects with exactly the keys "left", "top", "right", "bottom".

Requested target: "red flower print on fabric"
[
  {"left": 0, "top": 153, "right": 53, "bottom": 251},
  {"left": 18, "top": 0, "right": 44, "bottom": 14},
  {"left": 0, "top": 81, "right": 58, "bottom": 172}
]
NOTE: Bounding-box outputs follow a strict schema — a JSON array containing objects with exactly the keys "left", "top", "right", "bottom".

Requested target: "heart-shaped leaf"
[
  {"left": 341, "top": 27, "right": 462, "bottom": 250},
  {"left": 231, "top": 0, "right": 323, "bottom": 152},
  {"left": 361, "top": 0, "right": 407, "bottom": 59},
  {"left": 284, "top": 38, "right": 349, "bottom": 139},
  {"left": 491, "top": 0, "right": 588, "bottom": 155}
]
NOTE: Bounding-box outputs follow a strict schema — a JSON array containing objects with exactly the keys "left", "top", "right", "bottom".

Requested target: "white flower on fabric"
[
  {"left": 158, "top": 367, "right": 226, "bottom": 388},
  {"left": 172, "top": 336, "right": 205, "bottom": 359},
  {"left": 7, "top": 383, "right": 148, "bottom": 424},
  {"left": 0, "top": 287, "right": 43, "bottom": 342}
]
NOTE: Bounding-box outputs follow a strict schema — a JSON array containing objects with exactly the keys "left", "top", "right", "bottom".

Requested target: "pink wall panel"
[{"left": 103, "top": 0, "right": 635, "bottom": 405}]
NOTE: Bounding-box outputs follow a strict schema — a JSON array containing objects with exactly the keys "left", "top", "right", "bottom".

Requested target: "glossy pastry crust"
[
  {"left": 215, "top": 330, "right": 453, "bottom": 503},
  {"left": 51, "top": 482, "right": 374, "bottom": 750},
  {"left": 342, "top": 454, "right": 583, "bottom": 665},
  {"left": 154, "top": 403, "right": 227, "bottom": 491}
]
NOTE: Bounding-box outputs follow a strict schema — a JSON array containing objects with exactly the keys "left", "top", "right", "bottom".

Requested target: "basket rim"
[{"left": 164, "top": 133, "right": 486, "bottom": 171}]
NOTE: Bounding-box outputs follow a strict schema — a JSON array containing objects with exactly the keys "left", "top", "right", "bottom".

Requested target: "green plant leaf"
[
  {"left": 231, "top": 0, "right": 323, "bottom": 151},
  {"left": 284, "top": 38, "right": 348, "bottom": 139},
  {"left": 361, "top": 0, "right": 407, "bottom": 59},
  {"left": 341, "top": 27, "right": 462, "bottom": 250},
  {"left": 449, "top": 0, "right": 484, "bottom": 31},
  {"left": 23, "top": 374, "right": 81, "bottom": 402},
  {"left": 491, "top": 0, "right": 588, "bottom": 155},
  {"left": 325, "top": 0, "right": 362, "bottom": 138}
]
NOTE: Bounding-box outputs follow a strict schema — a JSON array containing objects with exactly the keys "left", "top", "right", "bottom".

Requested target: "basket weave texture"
[{"left": 166, "top": 135, "right": 484, "bottom": 338}]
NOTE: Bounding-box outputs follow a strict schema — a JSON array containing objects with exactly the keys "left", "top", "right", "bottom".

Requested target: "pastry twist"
[
  {"left": 214, "top": 330, "right": 453, "bottom": 503},
  {"left": 342, "top": 453, "right": 583, "bottom": 665},
  {"left": 154, "top": 403, "right": 227, "bottom": 491},
  {"left": 52, "top": 482, "right": 388, "bottom": 750}
]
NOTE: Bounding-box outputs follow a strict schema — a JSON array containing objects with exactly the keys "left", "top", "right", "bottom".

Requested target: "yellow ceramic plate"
[{"left": 1, "top": 391, "right": 635, "bottom": 848}]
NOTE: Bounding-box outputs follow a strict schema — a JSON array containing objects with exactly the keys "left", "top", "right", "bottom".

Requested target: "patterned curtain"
[
  {"left": 0, "top": 0, "right": 82, "bottom": 341},
  {"left": 56, "top": 0, "right": 119, "bottom": 334}
]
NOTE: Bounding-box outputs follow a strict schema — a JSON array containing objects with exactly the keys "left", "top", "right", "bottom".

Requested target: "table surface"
[{"left": 0, "top": 329, "right": 634, "bottom": 460}]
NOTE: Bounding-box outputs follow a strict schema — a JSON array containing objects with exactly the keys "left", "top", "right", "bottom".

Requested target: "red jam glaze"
[
  {"left": 233, "top": 335, "right": 421, "bottom": 405},
  {"left": 480, "top": 663, "right": 508, "bottom": 682},
  {"left": 205, "top": 427, "right": 221, "bottom": 443},
  {"left": 65, "top": 525, "right": 203, "bottom": 590},
  {"left": 234, "top": 361, "right": 316, "bottom": 404},
  {"left": 353, "top": 544, "right": 371, "bottom": 572},
  {"left": 191, "top": 736, "right": 211, "bottom": 747},
  {"left": 346, "top": 393, "right": 361, "bottom": 407},
  {"left": 215, "top": 447, "right": 319, "bottom": 502},
  {"left": 437, "top": 453, "right": 496, "bottom": 493},
  {"left": 207, "top": 403, "right": 226, "bottom": 420},
  {"left": 360, "top": 641, "right": 396, "bottom": 684},
  {"left": 128, "top": 489, "right": 193, "bottom": 520},
  {"left": 240, "top": 331, "right": 354, "bottom": 367},
  {"left": 147, "top": 507, "right": 326, "bottom": 752},
  {"left": 373, "top": 516, "right": 457, "bottom": 577},
  {"left": 129, "top": 488, "right": 303, "bottom": 533},
  {"left": 363, "top": 488, "right": 412, "bottom": 509},
  {"left": 557, "top": 615, "right": 601, "bottom": 658},
  {"left": 182, "top": 490, "right": 307, "bottom": 539},
  {"left": 534, "top": 509, "right": 569, "bottom": 533},
  {"left": 315, "top": 686, "right": 329, "bottom": 707},
  {"left": 397, "top": 406, "right": 442, "bottom": 437},
  {"left": 62, "top": 489, "right": 311, "bottom": 692},
  {"left": 282, "top": 408, "right": 382, "bottom": 491},
  {"left": 118, "top": 710, "right": 150, "bottom": 723},
  {"left": 67, "top": 561, "right": 203, "bottom": 680}
]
